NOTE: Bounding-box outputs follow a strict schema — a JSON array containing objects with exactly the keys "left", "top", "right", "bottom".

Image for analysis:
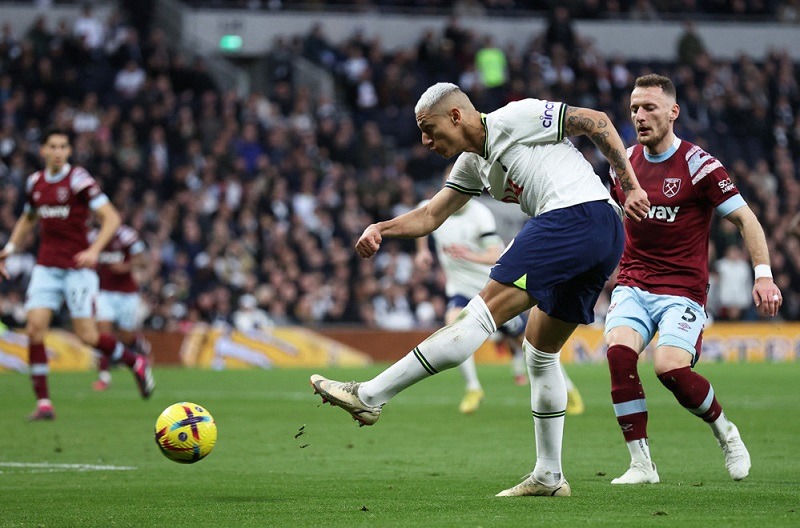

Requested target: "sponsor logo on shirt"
[
  {"left": 646, "top": 205, "right": 680, "bottom": 223},
  {"left": 540, "top": 101, "right": 556, "bottom": 128},
  {"left": 662, "top": 177, "right": 681, "bottom": 198},
  {"left": 38, "top": 205, "right": 70, "bottom": 219},
  {"left": 717, "top": 177, "right": 735, "bottom": 193}
]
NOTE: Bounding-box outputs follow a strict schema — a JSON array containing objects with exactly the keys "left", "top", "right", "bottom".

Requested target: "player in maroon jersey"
[
  {"left": 604, "top": 75, "right": 782, "bottom": 483},
  {"left": 90, "top": 224, "right": 151, "bottom": 391},
  {"left": 0, "top": 128, "right": 155, "bottom": 420}
]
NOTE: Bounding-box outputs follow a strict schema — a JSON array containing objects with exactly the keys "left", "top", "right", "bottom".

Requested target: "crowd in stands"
[
  {"left": 0, "top": 4, "right": 798, "bottom": 333},
  {"left": 192, "top": 0, "right": 800, "bottom": 22}
]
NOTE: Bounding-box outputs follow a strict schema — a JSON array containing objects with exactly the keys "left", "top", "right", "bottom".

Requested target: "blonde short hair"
[{"left": 414, "top": 82, "right": 462, "bottom": 114}]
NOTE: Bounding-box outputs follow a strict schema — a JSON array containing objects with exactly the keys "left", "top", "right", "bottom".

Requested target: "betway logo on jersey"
[
  {"left": 646, "top": 205, "right": 680, "bottom": 222},
  {"left": 540, "top": 101, "right": 556, "bottom": 128},
  {"left": 38, "top": 205, "right": 70, "bottom": 219}
]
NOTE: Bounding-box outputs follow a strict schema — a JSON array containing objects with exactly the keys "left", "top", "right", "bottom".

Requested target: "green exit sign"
[{"left": 220, "top": 35, "right": 243, "bottom": 51}]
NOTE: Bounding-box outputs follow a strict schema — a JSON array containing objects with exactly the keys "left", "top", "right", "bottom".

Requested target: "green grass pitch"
[{"left": 1, "top": 362, "right": 798, "bottom": 527}]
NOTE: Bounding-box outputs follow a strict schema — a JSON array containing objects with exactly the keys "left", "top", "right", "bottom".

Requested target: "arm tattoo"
[
  {"left": 566, "top": 107, "right": 635, "bottom": 192},
  {"left": 564, "top": 107, "right": 595, "bottom": 135}
]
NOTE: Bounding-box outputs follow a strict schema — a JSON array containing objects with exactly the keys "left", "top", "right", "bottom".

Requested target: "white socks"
[
  {"left": 626, "top": 438, "right": 652, "bottom": 465},
  {"left": 525, "top": 340, "right": 567, "bottom": 486},
  {"left": 710, "top": 412, "right": 734, "bottom": 442},
  {"left": 359, "top": 296, "right": 497, "bottom": 407},
  {"left": 458, "top": 355, "right": 483, "bottom": 391}
]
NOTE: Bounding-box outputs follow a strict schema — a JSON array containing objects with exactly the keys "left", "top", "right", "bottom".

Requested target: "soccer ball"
[{"left": 154, "top": 402, "right": 217, "bottom": 464}]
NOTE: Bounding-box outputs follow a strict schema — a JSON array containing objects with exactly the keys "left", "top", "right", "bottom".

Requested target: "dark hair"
[
  {"left": 41, "top": 127, "right": 72, "bottom": 145},
  {"left": 634, "top": 74, "right": 677, "bottom": 100}
]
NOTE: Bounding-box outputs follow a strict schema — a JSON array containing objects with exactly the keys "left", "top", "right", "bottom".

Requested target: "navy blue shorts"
[{"left": 489, "top": 200, "right": 624, "bottom": 325}]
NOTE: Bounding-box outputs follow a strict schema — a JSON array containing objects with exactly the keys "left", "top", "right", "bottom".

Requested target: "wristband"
[
  {"left": 3, "top": 242, "right": 15, "bottom": 255},
  {"left": 754, "top": 264, "right": 772, "bottom": 280}
]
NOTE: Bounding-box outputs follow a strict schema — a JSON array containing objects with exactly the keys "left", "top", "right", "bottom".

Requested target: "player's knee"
[
  {"left": 653, "top": 347, "right": 692, "bottom": 376},
  {"left": 653, "top": 360, "right": 682, "bottom": 377},
  {"left": 605, "top": 326, "right": 640, "bottom": 349},
  {"left": 74, "top": 326, "right": 99, "bottom": 346},
  {"left": 25, "top": 321, "right": 48, "bottom": 342}
]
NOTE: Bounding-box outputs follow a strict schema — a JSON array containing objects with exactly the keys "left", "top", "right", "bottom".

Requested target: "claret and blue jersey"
[{"left": 611, "top": 136, "right": 746, "bottom": 306}]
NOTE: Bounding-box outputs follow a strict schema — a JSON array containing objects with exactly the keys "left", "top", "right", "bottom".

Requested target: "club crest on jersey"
[
  {"left": 662, "top": 178, "right": 681, "bottom": 198},
  {"left": 56, "top": 186, "right": 69, "bottom": 203}
]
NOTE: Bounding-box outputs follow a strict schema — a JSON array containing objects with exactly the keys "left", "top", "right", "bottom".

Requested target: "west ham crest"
[
  {"left": 56, "top": 186, "right": 69, "bottom": 203},
  {"left": 662, "top": 178, "right": 681, "bottom": 198}
]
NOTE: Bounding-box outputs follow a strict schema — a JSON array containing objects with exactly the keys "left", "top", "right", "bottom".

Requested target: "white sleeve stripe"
[
  {"left": 691, "top": 160, "right": 723, "bottom": 185},
  {"left": 70, "top": 167, "right": 95, "bottom": 193},
  {"left": 685, "top": 145, "right": 701, "bottom": 160},
  {"left": 89, "top": 194, "right": 109, "bottom": 210},
  {"left": 118, "top": 226, "right": 139, "bottom": 245},
  {"left": 26, "top": 172, "right": 40, "bottom": 194},
  {"left": 130, "top": 240, "right": 146, "bottom": 255}
]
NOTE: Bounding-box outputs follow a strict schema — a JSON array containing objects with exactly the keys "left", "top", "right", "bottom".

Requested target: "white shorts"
[
  {"left": 604, "top": 285, "right": 706, "bottom": 358},
  {"left": 96, "top": 290, "right": 142, "bottom": 331},
  {"left": 25, "top": 265, "right": 99, "bottom": 319}
]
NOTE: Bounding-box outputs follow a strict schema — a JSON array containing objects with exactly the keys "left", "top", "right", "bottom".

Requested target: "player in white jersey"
[
  {"left": 416, "top": 173, "right": 585, "bottom": 415},
  {"left": 311, "top": 82, "right": 649, "bottom": 497}
]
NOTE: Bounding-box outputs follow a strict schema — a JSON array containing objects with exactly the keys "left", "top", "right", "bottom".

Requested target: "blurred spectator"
[
  {"left": 676, "top": 20, "right": 706, "bottom": 66},
  {"left": 544, "top": 7, "right": 576, "bottom": 57},
  {"left": 373, "top": 280, "right": 415, "bottom": 330},
  {"left": 474, "top": 35, "right": 507, "bottom": 108},
  {"left": 114, "top": 59, "right": 146, "bottom": 101},
  {"left": 715, "top": 245, "right": 755, "bottom": 320},
  {"left": 232, "top": 293, "right": 274, "bottom": 332},
  {"left": 73, "top": 2, "right": 105, "bottom": 53}
]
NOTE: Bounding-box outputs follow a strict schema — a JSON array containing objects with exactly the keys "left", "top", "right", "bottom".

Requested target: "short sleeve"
[
  {"left": 25, "top": 172, "right": 39, "bottom": 212},
  {"left": 444, "top": 153, "right": 483, "bottom": 197},
  {"left": 687, "top": 148, "right": 739, "bottom": 208},
  {"left": 494, "top": 99, "right": 566, "bottom": 145}
]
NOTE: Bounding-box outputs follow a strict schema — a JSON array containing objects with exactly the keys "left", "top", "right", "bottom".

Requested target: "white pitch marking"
[{"left": 0, "top": 462, "right": 137, "bottom": 473}]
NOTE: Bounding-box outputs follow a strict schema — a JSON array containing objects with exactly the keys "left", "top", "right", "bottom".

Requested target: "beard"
[{"left": 637, "top": 128, "right": 666, "bottom": 149}]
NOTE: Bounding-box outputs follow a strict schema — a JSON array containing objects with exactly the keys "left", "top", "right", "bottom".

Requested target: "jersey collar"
[
  {"left": 643, "top": 136, "right": 681, "bottom": 163},
  {"left": 44, "top": 163, "right": 72, "bottom": 183}
]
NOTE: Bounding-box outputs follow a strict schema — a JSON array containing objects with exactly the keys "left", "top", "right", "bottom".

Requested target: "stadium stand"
[{"left": 0, "top": 1, "right": 798, "bottom": 333}]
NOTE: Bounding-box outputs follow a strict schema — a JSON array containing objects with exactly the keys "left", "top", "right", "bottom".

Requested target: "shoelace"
[
  {"left": 340, "top": 381, "right": 360, "bottom": 396},
  {"left": 721, "top": 436, "right": 744, "bottom": 457}
]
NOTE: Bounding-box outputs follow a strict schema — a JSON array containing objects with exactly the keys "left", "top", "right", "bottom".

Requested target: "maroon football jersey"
[
  {"left": 25, "top": 165, "right": 105, "bottom": 269},
  {"left": 611, "top": 140, "right": 741, "bottom": 305},
  {"left": 90, "top": 225, "right": 143, "bottom": 293}
]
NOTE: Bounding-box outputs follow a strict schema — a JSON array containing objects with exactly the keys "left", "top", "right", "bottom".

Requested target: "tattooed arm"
[{"left": 563, "top": 105, "right": 650, "bottom": 221}]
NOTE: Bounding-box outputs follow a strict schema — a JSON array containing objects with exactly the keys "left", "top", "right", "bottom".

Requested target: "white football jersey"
[
  {"left": 446, "top": 98, "right": 612, "bottom": 217},
  {"left": 420, "top": 199, "right": 505, "bottom": 298}
]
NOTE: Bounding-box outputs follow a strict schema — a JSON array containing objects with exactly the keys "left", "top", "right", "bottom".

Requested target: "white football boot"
[
  {"left": 496, "top": 474, "right": 572, "bottom": 497},
  {"left": 611, "top": 460, "right": 660, "bottom": 484},
  {"left": 719, "top": 423, "right": 751, "bottom": 481},
  {"left": 310, "top": 374, "right": 382, "bottom": 426}
]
